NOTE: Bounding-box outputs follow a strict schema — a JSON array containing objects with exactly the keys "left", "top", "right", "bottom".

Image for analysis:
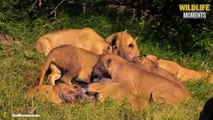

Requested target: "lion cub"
[
  {"left": 133, "top": 56, "right": 179, "bottom": 82},
  {"left": 39, "top": 45, "right": 99, "bottom": 86},
  {"left": 93, "top": 54, "right": 191, "bottom": 106},
  {"left": 146, "top": 55, "right": 210, "bottom": 82},
  {"left": 26, "top": 83, "right": 81, "bottom": 104}
]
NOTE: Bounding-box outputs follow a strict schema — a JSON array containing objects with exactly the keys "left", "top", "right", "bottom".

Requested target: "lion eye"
[
  {"left": 128, "top": 43, "right": 134, "bottom": 48},
  {"left": 107, "top": 58, "right": 112, "bottom": 65},
  {"left": 73, "top": 85, "right": 79, "bottom": 90}
]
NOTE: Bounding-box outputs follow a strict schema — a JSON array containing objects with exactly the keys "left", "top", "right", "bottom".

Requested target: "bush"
[
  {"left": 0, "top": 0, "right": 212, "bottom": 56},
  {"left": 137, "top": 0, "right": 212, "bottom": 56}
]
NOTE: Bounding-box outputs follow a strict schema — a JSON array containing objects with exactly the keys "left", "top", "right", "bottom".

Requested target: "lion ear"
[
  {"left": 106, "top": 34, "right": 117, "bottom": 46},
  {"left": 106, "top": 58, "right": 113, "bottom": 68}
]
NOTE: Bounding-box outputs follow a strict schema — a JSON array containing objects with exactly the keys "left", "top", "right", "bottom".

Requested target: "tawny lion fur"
[
  {"left": 35, "top": 27, "right": 112, "bottom": 56},
  {"left": 39, "top": 45, "right": 99, "bottom": 86},
  {"left": 107, "top": 31, "right": 211, "bottom": 82},
  {"left": 134, "top": 56, "right": 179, "bottom": 82},
  {"left": 26, "top": 83, "right": 80, "bottom": 104},
  {"left": 88, "top": 81, "right": 149, "bottom": 110},
  {"left": 36, "top": 28, "right": 112, "bottom": 85},
  {"left": 93, "top": 54, "right": 191, "bottom": 107},
  {"left": 146, "top": 55, "right": 211, "bottom": 82},
  {"left": 106, "top": 31, "right": 139, "bottom": 61}
]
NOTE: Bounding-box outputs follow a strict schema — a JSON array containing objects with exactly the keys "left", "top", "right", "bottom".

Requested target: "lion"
[
  {"left": 106, "top": 31, "right": 139, "bottom": 62},
  {"left": 88, "top": 80, "right": 149, "bottom": 110},
  {"left": 146, "top": 55, "right": 210, "bottom": 82},
  {"left": 133, "top": 55, "right": 179, "bottom": 82},
  {"left": 39, "top": 45, "right": 100, "bottom": 86},
  {"left": 93, "top": 54, "right": 191, "bottom": 106},
  {"left": 106, "top": 31, "right": 211, "bottom": 82},
  {"left": 35, "top": 27, "right": 112, "bottom": 56},
  {"left": 25, "top": 83, "right": 82, "bottom": 104}
]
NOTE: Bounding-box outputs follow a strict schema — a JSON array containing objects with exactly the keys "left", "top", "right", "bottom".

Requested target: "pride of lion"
[{"left": 26, "top": 27, "right": 212, "bottom": 110}]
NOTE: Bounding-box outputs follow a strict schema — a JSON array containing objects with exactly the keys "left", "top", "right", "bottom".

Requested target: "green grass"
[{"left": 0, "top": 13, "right": 213, "bottom": 120}]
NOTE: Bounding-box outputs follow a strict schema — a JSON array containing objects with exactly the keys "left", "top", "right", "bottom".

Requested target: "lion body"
[
  {"left": 26, "top": 84, "right": 78, "bottom": 104},
  {"left": 146, "top": 55, "right": 209, "bottom": 81},
  {"left": 39, "top": 45, "right": 99, "bottom": 85},
  {"left": 35, "top": 28, "right": 111, "bottom": 56},
  {"left": 94, "top": 54, "right": 191, "bottom": 106}
]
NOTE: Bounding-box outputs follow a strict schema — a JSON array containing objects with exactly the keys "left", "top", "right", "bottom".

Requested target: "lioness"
[
  {"left": 88, "top": 81, "right": 149, "bottom": 109},
  {"left": 107, "top": 31, "right": 211, "bottom": 82},
  {"left": 146, "top": 55, "right": 210, "bottom": 82},
  {"left": 35, "top": 27, "right": 112, "bottom": 56},
  {"left": 106, "top": 31, "right": 139, "bottom": 62},
  {"left": 26, "top": 83, "right": 81, "bottom": 104},
  {"left": 39, "top": 45, "right": 99, "bottom": 86},
  {"left": 94, "top": 54, "right": 191, "bottom": 105},
  {"left": 106, "top": 32, "right": 178, "bottom": 81}
]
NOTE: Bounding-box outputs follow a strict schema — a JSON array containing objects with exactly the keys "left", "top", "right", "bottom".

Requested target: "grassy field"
[{"left": 0, "top": 13, "right": 213, "bottom": 120}]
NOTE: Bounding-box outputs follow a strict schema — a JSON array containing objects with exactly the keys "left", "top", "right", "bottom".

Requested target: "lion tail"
[{"left": 39, "top": 53, "right": 54, "bottom": 86}]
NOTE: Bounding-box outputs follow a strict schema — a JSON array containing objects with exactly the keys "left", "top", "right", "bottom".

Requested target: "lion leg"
[
  {"left": 131, "top": 97, "right": 149, "bottom": 110},
  {"left": 61, "top": 68, "right": 80, "bottom": 85},
  {"left": 151, "top": 89, "right": 185, "bottom": 105},
  {"left": 151, "top": 90, "right": 167, "bottom": 104},
  {"left": 48, "top": 64, "right": 61, "bottom": 85},
  {"left": 151, "top": 89, "right": 179, "bottom": 105},
  {"left": 61, "top": 73, "right": 73, "bottom": 85},
  {"left": 78, "top": 70, "right": 91, "bottom": 83}
]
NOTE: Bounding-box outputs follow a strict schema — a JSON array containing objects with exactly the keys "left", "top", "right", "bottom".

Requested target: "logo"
[{"left": 179, "top": 4, "right": 210, "bottom": 19}]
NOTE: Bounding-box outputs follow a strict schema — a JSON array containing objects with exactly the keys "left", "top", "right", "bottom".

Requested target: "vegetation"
[{"left": 0, "top": 0, "right": 212, "bottom": 119}]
